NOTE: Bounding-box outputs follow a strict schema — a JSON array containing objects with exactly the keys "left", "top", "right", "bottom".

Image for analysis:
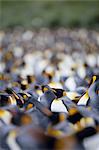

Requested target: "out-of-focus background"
[{"left": 0, "top": 0, "right": 99, "bottom": 29}]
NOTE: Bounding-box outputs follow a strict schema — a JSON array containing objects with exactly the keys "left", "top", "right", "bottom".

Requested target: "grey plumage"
[
  {"left": 40, "top": 90, "right": 56, "bottom": 108},
  {"left": 88, "top": 80, "right": 99, "bottom": 112}
]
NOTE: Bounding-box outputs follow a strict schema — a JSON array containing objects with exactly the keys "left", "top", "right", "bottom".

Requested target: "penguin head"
[
  {"left": 49, "top": 112, "right": 66, "bottom": 125},
  {"left": 41, "top": 85, "right": 51, "bottom": 93},
  {"left": 27, "top": 75, "right": 35, "bottom": 84},
  {"left": 52, "top": 88, "right": 67, "bottom": 98},
  {"left": 42, "top": 70, "right": 54, "bottom": 81},
  {"left": 67, "top": 107, "right": 83, "bottom": 124},
  {"left": 5, "top": 88, "right": 19, "bottom": 100},
  {"left": 0, "top": 94, "right": 16, "bottom": 106},
  {"left": 89, "top": 75, "right": 99, "bottom": 87},
  {"left": 20, "top": 80, "right": 29, "bottom": 90}
]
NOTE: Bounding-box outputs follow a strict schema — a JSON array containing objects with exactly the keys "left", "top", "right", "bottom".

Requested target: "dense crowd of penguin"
[{"left": 0, "top": 29, "right": 99, "bottom": 150}]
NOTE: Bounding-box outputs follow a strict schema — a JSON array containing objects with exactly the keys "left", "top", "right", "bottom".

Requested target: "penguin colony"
[{"left": 0, "top": 29, "right": 99, "bottom": 150}]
